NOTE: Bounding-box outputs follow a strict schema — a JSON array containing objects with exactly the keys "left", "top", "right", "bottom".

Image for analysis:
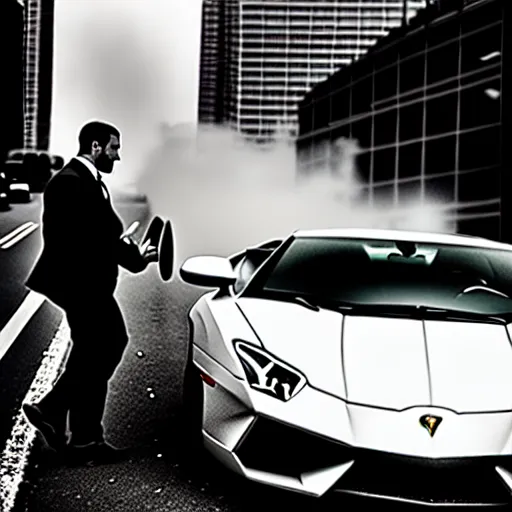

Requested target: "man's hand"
[
  {"left": 120, "top": 235, "right": 158, "bottom": 272},
  {"left": 140, "top": 239, "right": 158, "bottom": 264}
]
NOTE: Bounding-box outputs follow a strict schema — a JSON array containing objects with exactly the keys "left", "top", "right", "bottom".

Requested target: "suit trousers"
[{"left": 39, "top": 293, "right": 129, "bottom": 445}]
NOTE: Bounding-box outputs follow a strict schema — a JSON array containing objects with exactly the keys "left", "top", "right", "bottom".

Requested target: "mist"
[
  {"left": 48, "top": 0, "right": 455, "bottom": 269},
  {"left": 49, "top": 0, "right": 203, "bottom": 190},
  {"left": 135, "top": 123, "right": 455, "bottom": 266}
]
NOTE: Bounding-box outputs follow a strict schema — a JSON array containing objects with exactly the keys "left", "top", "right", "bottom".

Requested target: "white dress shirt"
[{"left": 75, "top": 156, "right": 108, "bottom": 200}]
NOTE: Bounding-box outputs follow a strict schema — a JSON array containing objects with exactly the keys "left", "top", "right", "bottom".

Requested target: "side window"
[
  {"left": 233, "top": 257, "right": 258, "bottom": 294},
  {"left": 232, "top": 248, "right": 275, "bottom": 294}
]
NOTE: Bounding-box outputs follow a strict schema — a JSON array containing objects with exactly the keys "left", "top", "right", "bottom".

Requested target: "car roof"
[{"left": 292, "top": 228, "right": 512, "bottom": 251}]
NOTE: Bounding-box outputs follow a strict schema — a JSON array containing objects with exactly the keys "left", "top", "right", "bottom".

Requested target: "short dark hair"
[{"left": 77, "top": 120, "right": 120, "bottom": 155}]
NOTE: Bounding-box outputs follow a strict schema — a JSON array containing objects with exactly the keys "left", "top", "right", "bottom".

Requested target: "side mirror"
[{"left": 180, "top": 256, "right": 236, "bottom": 288}]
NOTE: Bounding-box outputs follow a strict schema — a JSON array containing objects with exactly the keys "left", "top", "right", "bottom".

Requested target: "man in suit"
[{"left": 23, "top": 120, "right": 157, "bottom": 465}]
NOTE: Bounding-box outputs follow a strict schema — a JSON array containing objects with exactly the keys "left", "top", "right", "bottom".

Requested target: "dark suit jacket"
[{"left": 26, "top": 158, "right": 146, "bottom": 305}]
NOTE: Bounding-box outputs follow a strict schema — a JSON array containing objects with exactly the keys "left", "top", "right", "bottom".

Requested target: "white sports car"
[{"left": 179, "top": 228, "right": 512, "bottom": 507}]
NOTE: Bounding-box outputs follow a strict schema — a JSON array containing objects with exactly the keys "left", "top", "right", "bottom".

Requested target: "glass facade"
[
  {"left": 2, "top": 0, "right": 25, "bottom": 162},
  {"left": 198, "top": 0, "right": 240, "bottom": 128},
  {"left": 22, "top": 0, "right": 54, "bottom": 150},
  {"left": 198, "top": 0, "right": 426, "bottom": 142},
  {"left": 297, "top": 0, "right": 507, "bottom": 241}
]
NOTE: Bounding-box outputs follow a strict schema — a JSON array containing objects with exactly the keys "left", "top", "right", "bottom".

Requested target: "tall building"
[
  {"left": 198, "top": 0, "right": 426, "bottom": 142},
  {"left": 23, "top": 0, "right": 55, "bottom": 151},
  {"left": 296, "top": 0, "right": 509, "bottom": 242},
  {"left": 1, "top": 0, "right": 25, "bottom": 162}
]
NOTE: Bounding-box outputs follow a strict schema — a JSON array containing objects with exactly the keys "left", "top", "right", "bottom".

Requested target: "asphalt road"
[
  {"left": 0, "top": 196, "right": 43, "bottom": 333},
  {"left": 0, "top": 194, "right": 443, "bottom": 512},
  {"left": 0, "top": 195, "right": 330, "bottom": 512},
  {"left": 0, "top": 195, "right": 150, "bottom": 450}
]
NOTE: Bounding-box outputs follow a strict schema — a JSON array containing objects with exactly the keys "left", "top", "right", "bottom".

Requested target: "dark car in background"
[
  {"left": 0, "top": 149, "right": 64, "bottom": 206},
  {"left": 0, "top": 171, "right": 9, "bottom": 210}
]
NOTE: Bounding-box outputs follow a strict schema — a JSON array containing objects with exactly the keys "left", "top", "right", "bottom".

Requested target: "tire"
[
  {"left": 182, "top": 358, "right": 204, "bottom": 442},
  {"left": 179, "top": 348, "right": 207, "bottom": 470}
]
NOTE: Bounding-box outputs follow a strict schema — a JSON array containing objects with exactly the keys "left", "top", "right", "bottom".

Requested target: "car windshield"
[{"left": 247, "top": 236, "right": 512, "bottom": 316}]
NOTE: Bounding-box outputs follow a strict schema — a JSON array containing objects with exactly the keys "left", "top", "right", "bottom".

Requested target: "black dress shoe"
[
  {"left": 22, "top": 403, "right": 66, "bottom": 452},
  {"left": 65, "top": 441, "right": 129, "bottom": 466}
]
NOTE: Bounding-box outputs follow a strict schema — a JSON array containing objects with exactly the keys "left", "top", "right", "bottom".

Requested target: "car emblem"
[{"left": 419, "top": 415, "right": 442, "bottom": 437}]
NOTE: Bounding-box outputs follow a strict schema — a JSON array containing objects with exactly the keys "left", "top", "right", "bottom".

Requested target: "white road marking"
[
  {"left": 0, "top": 292, "right": 46, "bottom": 362},
  {"left": 0, "top": 223, "right": 35, "bottom": 246},
  {"left": 0, "top": 317, "right": 70, "bottom": 512},
  {"left": 0, "top": 224, "right": 39, "bottom": 250},
  {"left": 0, "top": 216, "right": 143, "bottom": 510}
]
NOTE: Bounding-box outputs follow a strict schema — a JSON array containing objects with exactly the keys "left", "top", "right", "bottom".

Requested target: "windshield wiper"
[
  {"left": 335, "top": 303, "right": 511, "bottom": 324},
  {"left": 414, "top": 305, "right": 511, "bottom": 325},
  {"left": 264, "top": 293, "right": 512, "bottom": 324},
  {"left": 288, "top": 295, "right": 356, "bottom": 313},
  {"left": 291, "top": 296, "right": 321, "bottom": 311}
]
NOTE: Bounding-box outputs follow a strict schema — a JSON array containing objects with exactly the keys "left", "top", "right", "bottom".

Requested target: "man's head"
[{"left": 77, "top": 120, "right": 121, "bottom": 174}]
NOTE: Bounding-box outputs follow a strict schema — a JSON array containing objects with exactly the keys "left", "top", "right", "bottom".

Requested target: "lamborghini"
[{"left": 179, "top": 228, "right": 512, "bottom": 506}]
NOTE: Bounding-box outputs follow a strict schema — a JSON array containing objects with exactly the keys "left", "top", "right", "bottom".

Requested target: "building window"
[
  {"left": 351, "top": 118, "right": 372, "bottom": 150},
  {"left": 297, "top": 145, "right": 313, "bottom": 169},
  {"left": 374, "top": 66, "right": 398, "bottom": 103},
  {"left": 312, "top": 135, "right": 330, "bottom": 165},
  {"left": 331, "top": 70, "right": 351, "bottom": 92},
  {"left": 425, "top": 135, "right": 457, "bottom": 176},
  {"left": 298, "top": 106, "right": 313, "bottom": 134},
  {"left": 457, "top": 217, "right": 500, "bottom": 241},
  {"left": 330, "top": 124, "right": 350, "bottom": 142},
  {"left": 427, "top": 17, "right": 459, "bottom": 49},
  {"left": 458, "top": 125, "right": 501, "bottom": 172},
  {"left": 356, "top": 150, "right": 371, "bottom": 184},
  {"left": 352, "top": 58, "right": 374, "bottom": 84},
  {"left": 424, "top": 174, "right": 456, "bottom": 203},
  {"left": 240, "top": 98, "right": 262, "bottom": 107},
  {"left": 373, "top": 146, "right": 396, "bottom": 183},
  {"left": 399, "top": 33, "right": 426, "bottom": 59},
  {"left": 351, "top": 77, "right": 373, "bottom": 115},
  {"left": 428, "top": 77, "right": 459, "bottom": 96},
  {"left": 373, "top": 49, "right": 398, "bottom": 73},
  {"left": 373, "top": 184, "right": 395, "bottom": 205},
  {"left": 459, "top": 79, "right": 501, "bottom": 131},
  {"left": 461, "top": 23, "right": 502, "bottom": 75},
  {"left": 398, "top": 142, "right": 422, "bottom": 180},
  {"left": 314, "top": 97, "right": 331, "bottom": 130},
  {"left": 397, "top": 179, "right": 422, "bottom": 203},
  {"left": 425, "top": 92, "right": 458, "bottom": 137},
  {"left": 399, "top": 102, "right": 424, "bottom": 142},
  {"left": 457, "top": 168, "right": 500, "bottom": 203},
  {"left": 460, "top": 62, "right": 501, "bottom": 88},
  {"left": 331, "top": 88, "right": 350, "bottom": 122},
  {"left": 461, "top": 3, "right": 503, "bottom": 37},
  {"left": 400, "top": 55, "right": 425, "bottom": 94},
  {"left": 374, "top": 109, "right": 397, "bottom": 147},
  {"left": 427, "top": 41, "right": 459, "bottom": 85}
]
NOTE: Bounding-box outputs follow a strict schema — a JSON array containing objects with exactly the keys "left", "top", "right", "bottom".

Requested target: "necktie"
[{"left": 97, "top": 173, "right": 110, "bottom": 201}]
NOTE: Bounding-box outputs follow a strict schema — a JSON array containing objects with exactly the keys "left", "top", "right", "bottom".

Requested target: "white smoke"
[
  {"left": 135, "top": 123, "right": 455, "bottom": 265},
  {"left": 47, "top": 0, "right": 456, "bottom": 267}
]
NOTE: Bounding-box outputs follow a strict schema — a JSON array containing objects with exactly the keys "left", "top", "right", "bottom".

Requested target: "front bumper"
[
  {"left": 205, "top": 413, "right": 512, "bottom": 506},
  {"left": 193, "top": 345, "right": 512, "bottom": 506}
]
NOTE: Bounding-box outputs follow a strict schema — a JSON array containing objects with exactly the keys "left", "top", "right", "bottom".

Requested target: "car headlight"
[{"left": 233, "top": 340, "right": 307, "bottom": 401}]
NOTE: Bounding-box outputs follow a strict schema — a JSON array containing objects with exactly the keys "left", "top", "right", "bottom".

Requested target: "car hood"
[{"left": 236, "top": 297, "right": 512, "bottom": 413}]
